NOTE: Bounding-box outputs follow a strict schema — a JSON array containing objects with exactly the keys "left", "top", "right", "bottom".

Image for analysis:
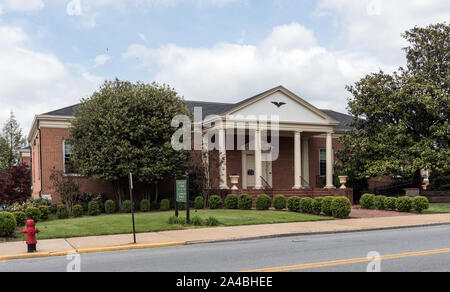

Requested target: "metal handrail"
[{"left": 260, "top": 176, "right": 274, "bottom": 199}]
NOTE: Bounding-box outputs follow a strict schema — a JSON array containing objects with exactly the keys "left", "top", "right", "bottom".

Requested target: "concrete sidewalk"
[{"left": 2, "top": 213, "right": 450, "bottom": 261}]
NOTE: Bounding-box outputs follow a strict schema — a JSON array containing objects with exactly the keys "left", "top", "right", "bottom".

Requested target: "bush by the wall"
[
  {"left": 140, "top": 200, "right": 150, "bottom": 212},
  {"left": 123, "top": 200, "right": 132, "bottom": 213},
  {"left": 105, "top": 200, "right": 116, "bottom": 214},
  {"left": 287, "top": 196, "right": 301, "bottom": 212},
  {"left": 360, "top": 194, "right": 375, "bottom": 209},
  {"left": 194, "top": 196, "right": 204, "bottom": 209},
  {"left": 160, "top": 199, "right": 170, "bottom": 211},
  {"left": 412, "top": 196, "right": 430, "bottom": 213},
  {"left": 331, "top": 197, "right": 352, "bottom": 219},
  {"left": 134, "top": 201, "right": 141, "bottom": 212},
  {"left": 0, "top": 212, "right": 17, "bottom": 237},
  {"left": 224, "top": 194, "right": 239, "bottom": 209},
  {"left": 374, "top": 196, "right": 386, "bottom": 210},
  {"left": 299, "top": 198, "right": 314, "bottom": 214},
  {"left": 38, "top": 206, "right": 49, "bottom": 221},
  {"left": 273, "top": 195, "right": 287, "bottom": 210},
  {"left": 256, "top": 194, "right": 272, "bottom": 210},
  {"left": 384, "top": 197, "right": 398, "bottom": 211},
  {"left": 25, "top": 207, "right": 41, "bottom": 222},
  {"left": 205, "top": 216, "right": 220, "bottom": 226},
  {"left": 209, "top": 195, "right": 223, "bottom": 210},
  {"left": 151, "top": 200, "right": 160, "bottom": 211},
  {"left": 312, "top": 198, "right": 323, "bottom": 215},
  {"left": 56, "top": 205, "right": 69, "bottom": 219},
  {"left": 49, "top": 204, "right": 58, "bottom": 214},
  {"left": 321, "top": 197, "right": 335, "bottom": 216},
  {"left": 72, "top": 205, "right": 83, "bottom": 217},
  {"left": 13, "top": 212, "right": 27, "bottom": 226},
  {"left": 88, "top": 201, "right": 101, "bottom": 216},
  {"left": 238, "top": 194, "right": 253, "bottom": 210},
  {"left": 190, "top": 216, "right": 203, "bottom": 226},
  {"left": 396, "top": 196, "right": 413, "bottom": 212}
]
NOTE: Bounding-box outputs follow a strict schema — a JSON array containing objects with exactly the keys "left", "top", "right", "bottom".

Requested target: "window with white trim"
[
  {"left": 319, "top": 149, "right": 326, "bottom": 177},
  {"left": 63, "top": 140, "right": 76, "bottom": 174}
]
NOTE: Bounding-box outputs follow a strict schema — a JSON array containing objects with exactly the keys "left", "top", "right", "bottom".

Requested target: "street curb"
[
  {"left": 185, "top": 222, "right": 450, "bottom": 245},
  {"left": 0, "top": 242, "right": 186, "bottom": 262}
]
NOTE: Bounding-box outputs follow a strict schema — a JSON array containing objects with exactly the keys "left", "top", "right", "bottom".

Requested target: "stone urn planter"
[
  {"left": 338, "top": 176, "right": 348, "bottom": 189},
  {"left": 229, "top": 175, "right": 240, "bottom": 191}
]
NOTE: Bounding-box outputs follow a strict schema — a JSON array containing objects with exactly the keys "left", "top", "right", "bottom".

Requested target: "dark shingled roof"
[{"left": 43, "top": 96, "right": 354, "bottom": 131}]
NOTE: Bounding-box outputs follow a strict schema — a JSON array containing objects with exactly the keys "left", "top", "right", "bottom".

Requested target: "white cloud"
[
  {"left": 0, "top": 0, "right": 45, "bottom": 12},
  {"left": 93, "top": 54, "right": 111, "bottom": 67},
  {"left": 123, "top": 23, "right": 391, "bottom": 113}
]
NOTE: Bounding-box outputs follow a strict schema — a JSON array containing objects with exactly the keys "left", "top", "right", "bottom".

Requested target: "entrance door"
[
  {"left": 262, "top": 160, "right": 273, "bottom": 187},
  {"left": 246, "top": 154, "right": 256, "bottom": 188}
]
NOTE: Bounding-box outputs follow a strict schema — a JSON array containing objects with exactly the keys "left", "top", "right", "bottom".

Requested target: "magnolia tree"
[
  {"left": 69, "top": 79, "right": 193, "bottom": 210},
  {"left": 338, "top": 23, "right": 449, "bottom": 186}
]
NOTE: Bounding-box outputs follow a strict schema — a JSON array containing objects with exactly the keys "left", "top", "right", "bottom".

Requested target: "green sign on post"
[{"left": 176, "top": 180, "right": 187, "bottom": 203}]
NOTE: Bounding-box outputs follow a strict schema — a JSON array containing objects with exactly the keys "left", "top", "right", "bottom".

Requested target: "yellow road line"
[{"left": 241, "top": 247, "right": 450, "bottom": 272}]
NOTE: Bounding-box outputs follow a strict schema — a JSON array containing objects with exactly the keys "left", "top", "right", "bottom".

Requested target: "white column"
[
  {"left": 293, "top": 131, "right": 302, "bottom": 189},
  {"left": 254, "top": 129, "right": 263, "bottom": 190},
  {"left": 302, "top": 137, "right": 309, "bottom": 185},
  {"left": 219, "top": 126, "right": 229, "bottom": 189},
  {"left": 325, "top": 132, "right": 335, "bottom": 189},
  {"left": 202, "top": 137, "right": 210, "bottom": 189}
]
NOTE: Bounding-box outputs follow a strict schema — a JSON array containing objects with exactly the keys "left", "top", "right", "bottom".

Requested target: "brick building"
[{"left": 27, "top": 86, "right": 355, "bottom": 203}]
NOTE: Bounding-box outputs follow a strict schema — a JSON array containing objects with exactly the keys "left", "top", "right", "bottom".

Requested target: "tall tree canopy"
[
  {"left": 338, "top": 23, "right": 449, "bottom": 185},
  {"left": 0, "top": 111, "right": 26, "bottom": 172},
  {"left": 70, "top": 79, "right": 193, "bottom": 204}
]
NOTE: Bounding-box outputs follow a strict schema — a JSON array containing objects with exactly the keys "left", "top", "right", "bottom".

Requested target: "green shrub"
[
  {"left": 72, "top": 205, "right": 83, "bottom": 217},
  {"left": 396, "top": 196, "right": 413, "bottom": 212},
  {"left": 224, "top": 194, "right": 239, "bottom": 209},
  {"left": 205, "top": 216, "right": 220, "bottom": 226},
  {"left": 140, "top": 200, "right": 150, "bottom": 212},
  {"left": 384, "top": 197, "right": 398, "bottom": 210},
  {"left": 331, "top": 197, "right": 352, "bottom": 219},
  {"left": 374, "top": 196, "right": 386, "bottom": 210},
  {"left": 312, "top": 198, "right": 323, "bottom": 215},
  {"left": 322, "top": 197, "right": 335, "bottom": 216},
  {"left": 168, "top": 216, "right": 186, "bottom": 225},
  {"left": 88, "top": 201, "right": 101, "bottom": 216},
  {"left": 299, "top": 198, "right": 314, "bottom": 214},
  {"left": 177, "top": 202, "right": 186, "bottom": 210},
  {"left": 25, "top": 207, "right": 41, "bottom": 222},
  {"left": 194, "top": 196, "right": 204, "bottom": 209},
  {"left": 190, "top": 216, "right": 203, "bottom": 226},
  {"left": 123, "top": 200, "right": 132, "bottom": 213},
  {"left": 360, "top": 194, "right": 375, "bottom": 209},
  {"left": 151, "top": 200, "right": 160, "bottom": 211},
  {"left": 49, "top": 205, "right": 58, "bottom": 214},
  {"left": 273, "top": 195, "right": 287, "bottom": 210},
  {"left": 38, "top": 206, "right": 49, "bottom": 221},
  {"left": 0, "top": 212, "right": 17, "bottom": 237},
  {"left": 209, "top": 195, "right": 223, "bottom": 210},
  {"left": 238, "top": 194, "right": 253, "bottom": 210},
  {"left": 134, "top": 201, "right": 140, "bottom": 212},
  {"left": 168, "top": 215, "right": 178, "bottom": 224},
  {"left": 105, "top": 200, "right": 116, "bottom": 214},
  {"left": 56, "top": 205, "right": 69, "bottom": 219},
  {"left": 287, "top": 196, "right": 301, "bottom": 212},
  {"left": 13, "top": 212, "right": 27, "bottom": 226},
  {"left": 160, "top": 199, "right": 170, "bottom": 211},
  {"left": 412, "top": 196, "right": 430, "bottom": 213},
  {"left": 255, "top": 194, "right": 272, "bottom": 210}
]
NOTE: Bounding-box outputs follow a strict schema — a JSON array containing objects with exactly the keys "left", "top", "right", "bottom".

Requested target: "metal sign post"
[
  {"left": 174, "top": 174, "right": 190, "bottom": 224},
  {"left": 129, "top": 173, "right": 136, "bottom": 244}
]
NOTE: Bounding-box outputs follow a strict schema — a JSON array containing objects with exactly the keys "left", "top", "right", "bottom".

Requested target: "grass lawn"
[
  {"left": 423, "top": 203, "right": 450, "bottom": 214},
  {"left": 10, "top": 210, "right": 331, "bottom": 241}
]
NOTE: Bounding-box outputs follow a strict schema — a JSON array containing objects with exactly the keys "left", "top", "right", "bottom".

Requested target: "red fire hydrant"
[{"left": 22, "top": 219, "right": 40, "bottom": 253}]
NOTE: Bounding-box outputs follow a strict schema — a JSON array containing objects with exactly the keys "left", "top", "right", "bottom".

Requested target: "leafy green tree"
[
  {"left": 69, "top": 79, "right": 192, "bottom": 209},
  {"left": 338, "top": 23, "right": 449, "bottom": 186},
  {"left": 0, "top": 111, "right": 26, "bottom": 172}
]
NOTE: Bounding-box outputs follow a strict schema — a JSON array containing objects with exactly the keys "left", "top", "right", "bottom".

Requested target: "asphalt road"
[{"left": 2, "top": 225, "right": 450, "bottom": 272}]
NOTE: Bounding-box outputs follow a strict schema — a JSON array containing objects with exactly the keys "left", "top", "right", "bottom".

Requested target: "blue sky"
[{"left": 0, "top": 0, "right": 449, "bottom": 132}]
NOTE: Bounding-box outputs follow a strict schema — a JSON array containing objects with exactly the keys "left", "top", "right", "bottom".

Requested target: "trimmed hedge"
[
  {"left": 360, "top": 194, "right": 375, "bottom": 209},
  {"left": 123, "top": 200, "right": 132, "bottom": 213},
  {"left": 312, "top": 198, "right": 323, "bottom": 215},
  {"left": 195, "top": 196, "right": 204, "bottom": 209},
  {"left": 374, "top": 196, "right": 386, "bottom": 210},
  {"left": 396, "top": 196, "right": 412, "bottom": 212},
  {"left": 140, "top": 200, "right": 151, "bottom": 212},
  {"left": 105, "top": 200, "right": 116, "bottom": 214},
  {"left": 38, "top": 206, "right": 49, "bottom": 221},
  {"left": 412, "top": 196, "right": 430, "bottom": 213},
  {"left": 209, "top": 195, "right": 223, "bottom": 210},
  {"left": 287, "top": 196, "right": 301, "bottom": 212},
  {"left": 384, "top": 197, "right": 398, "bottom": 211},
  {"left": 321, "top": 197, "right": 335, "bottom": 216},
  {"left": 238, "top": 194, "right": 253, "bottom": 210},
  {"left": 13, "top": 211, "right": 27, "bottom": 226},
  {"left": 273, "top": 195, "right": 287, "bottom": 210},
  {"left": 160, "top": 199, "right": 170, "bottom": 211},
  {"left": 0, "top": 212, "right": 17, "bottom": 237},
  {"left": 56, "top": 205, "right": 69, "bottom": 219},
  {"left": 299, "top": 198, "right": 314, "bottom": 214},
  {"left": 72, "top": 205, "right": 83, "bottom": 217},
  {"left": 331, "top": 197, "right": 352, "bottom": 219},
  {"left": 88, "top": 201, "right": 101, "bottom": 216},
  {"left": 255, "top": 194, "right": 272, "bottom": 210},
  {"left": 224, "top": 194, "right": 239, "bottom": 209},
  {"left": 26, "top": 207, "right": 41, "bottom": 222}
]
